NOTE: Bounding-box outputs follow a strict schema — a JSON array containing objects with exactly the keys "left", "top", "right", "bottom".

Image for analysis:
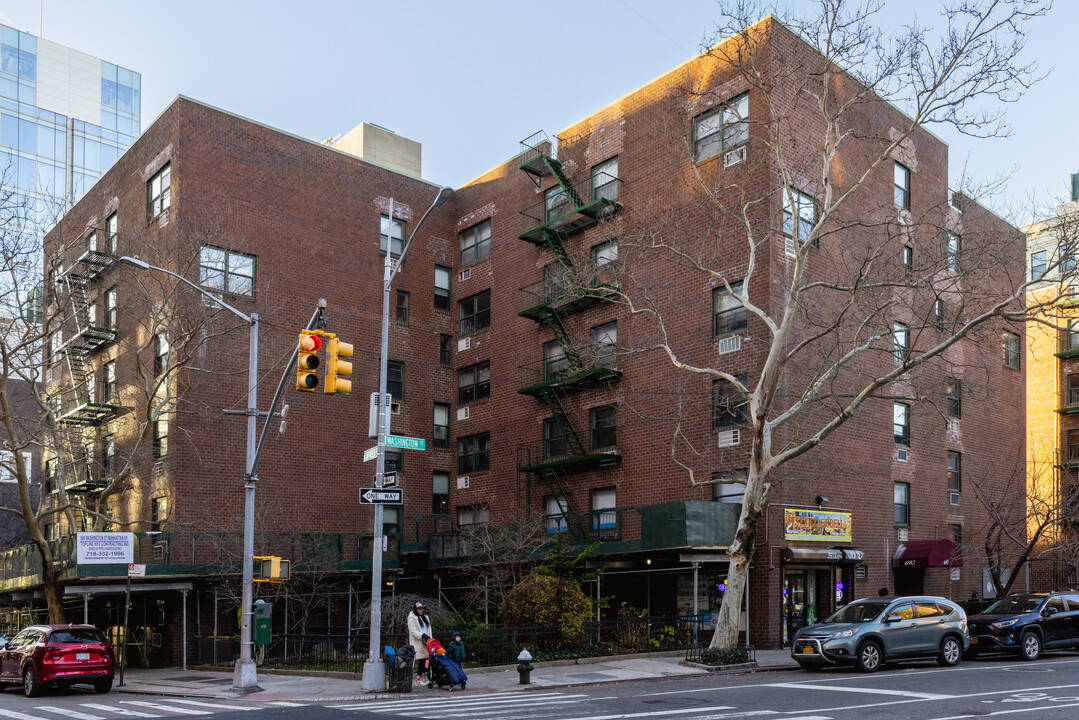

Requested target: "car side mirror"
[
  {"left": 1044, "top": 606, "right": 1059, "bottom": 617},
  {"left": 884, "top": 613, "right": 902, "bottom": 624},
  {"left": 0, "top": 640, "right": 7, "bottom": 650}
]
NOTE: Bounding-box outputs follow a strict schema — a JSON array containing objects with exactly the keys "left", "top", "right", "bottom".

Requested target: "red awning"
[{"left": 892, "top": 539, "right": 962, "bottom": 569}]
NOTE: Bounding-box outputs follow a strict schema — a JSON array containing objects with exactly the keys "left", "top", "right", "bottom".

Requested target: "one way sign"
[{"left": 359, "top": 488, "right": 403, "bottom": 505}]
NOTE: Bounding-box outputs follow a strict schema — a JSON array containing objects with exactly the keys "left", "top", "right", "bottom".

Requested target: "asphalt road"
[{"left": 5, "top": 655, "right": 1079, "bottom": 720}]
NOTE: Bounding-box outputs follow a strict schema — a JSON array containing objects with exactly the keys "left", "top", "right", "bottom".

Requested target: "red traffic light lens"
[{"left": 299, "top": 335, "right": 321, "bottom": 352}]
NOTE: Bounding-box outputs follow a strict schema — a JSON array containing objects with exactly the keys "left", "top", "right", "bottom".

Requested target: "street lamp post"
[
  {"left": 118, "top": 256, "right": 262, "bottom": 692},
  {"left": 361, "top": 186, "right": 452, "bottom": 693}
]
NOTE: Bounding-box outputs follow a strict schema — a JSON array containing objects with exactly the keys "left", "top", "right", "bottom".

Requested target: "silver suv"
[{"left": 791, "top": 595, "right": 969, "bottom": 672}]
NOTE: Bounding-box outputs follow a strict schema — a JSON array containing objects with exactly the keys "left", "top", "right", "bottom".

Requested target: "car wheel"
[
  {"left": 938, "top": 636, "right": 962, "bottom": 667},
  {"left": 855, "top": 640, "right": 883, "bottom": 673},
  {"left": 1019, "top": 631, "right": 1041, "bottom": 661},
  {"left": 22, "top": 667, "right": 40, "bottom": 698},
  {"left": 93, "top": 678, "right": 112, "bottom": 694}
]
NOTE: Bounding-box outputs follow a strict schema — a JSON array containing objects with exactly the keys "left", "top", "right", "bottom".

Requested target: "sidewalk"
[{"left": 113, "top": 649, "right": 800, "bottom": 703}]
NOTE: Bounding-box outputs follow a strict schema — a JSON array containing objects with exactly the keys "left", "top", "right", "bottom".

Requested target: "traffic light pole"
[{"left": 236, "top": 312, "right": 259, "bottom": 691}]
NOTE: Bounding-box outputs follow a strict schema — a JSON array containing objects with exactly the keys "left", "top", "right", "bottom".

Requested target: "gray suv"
[{"left": 791, "top": 595, "right": 969, "bottom": 672}]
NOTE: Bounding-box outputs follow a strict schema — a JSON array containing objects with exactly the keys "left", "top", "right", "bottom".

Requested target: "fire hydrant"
[{"left": 517, "top": 649, "right": 533, "bottom": 684}]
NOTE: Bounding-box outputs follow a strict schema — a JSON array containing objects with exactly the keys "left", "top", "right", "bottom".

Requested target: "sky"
[{"left": 0, "top": 0, "right": 1073, "bottom": 224}]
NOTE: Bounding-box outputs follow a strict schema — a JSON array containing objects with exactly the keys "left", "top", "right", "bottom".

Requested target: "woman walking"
[{"left": 406, "top": 601, "right": 432, "bottom": 684}]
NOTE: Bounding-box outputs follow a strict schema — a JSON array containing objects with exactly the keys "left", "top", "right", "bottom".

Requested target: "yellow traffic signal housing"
[
  {"left": 253, "top": 555, "right": 290, "bottom": 583},
  {"left": 297, "top": 331, "right": 321, "bottom": 391},
  {"left": 325, "top": 337, "right": 354, "bottom": 395}
]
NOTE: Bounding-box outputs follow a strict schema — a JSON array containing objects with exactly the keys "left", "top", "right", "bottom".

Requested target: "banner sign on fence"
[{"left": 76, "top": 532, "right": 134, "bottom": 564}]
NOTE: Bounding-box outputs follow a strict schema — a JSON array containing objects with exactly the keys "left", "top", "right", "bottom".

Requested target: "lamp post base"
[
  {"left": 361, "top": 658, "right": 387, "bottom": 692},
  {"left": 231, "top": 658, "right": 260, "bottom": 692}
]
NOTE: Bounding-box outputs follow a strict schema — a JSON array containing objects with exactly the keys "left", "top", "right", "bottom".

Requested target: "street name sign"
[
  {"left": 386, "top": 435, "right": 425, "bottom": 451},
  {"left": 76, "top": 532, "right": 134, "bottom": 564},
  {"left": 363, "top": 446, "right": 378, "bottom": 463},
  {"left": 359, "top": 488, "right": 404, "bottom": 505}
]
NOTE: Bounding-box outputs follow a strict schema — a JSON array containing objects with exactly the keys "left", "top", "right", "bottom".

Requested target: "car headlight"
[
  {"left": 827, "top": 630, "right": 854, "bottom": 640},
  {"left": 990, "top": 618, "right": 1019, "bottom": 631}
]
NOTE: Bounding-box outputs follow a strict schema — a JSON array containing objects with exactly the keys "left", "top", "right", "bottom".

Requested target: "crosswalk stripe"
[
  {"left": 80, "top": 704, "right": 161, "bottom": 718},
  {"left": 118, "top": 703, "right": 210, "bottom": 716},
  {"left": 412, "top": 700, "right": 587, "bottom": 719},
  {"left": 151, "top": 701, "right": 255, "bottom": 712},
  {"left": 33, "top": 708, "right": 104, "bottom": 720},
  {"left": 363, "top": 691, "right": 579, "bottom": 710},
  {"left": 0, "top": 708, "right": 49, "bottom": 720},
  {"left": 265, "top": 702, "right": 307, "bottom": 707},
  {"left": 763, "top": 683, "right": 954, "bottom": 701},
  {"left": 370, "top": 696, "right": 587, "bottom": 713},
  {"left": 544, "top": 708, "right": 735, "bottom": 720}
]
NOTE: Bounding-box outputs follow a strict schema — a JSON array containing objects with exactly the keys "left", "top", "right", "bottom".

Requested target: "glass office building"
[{"left": 0, "top": 24, "right": 140, "bottom": 248}]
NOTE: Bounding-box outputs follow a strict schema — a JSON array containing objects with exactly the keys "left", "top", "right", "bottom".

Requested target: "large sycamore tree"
[{"left": 593, "top": 0, "right": 1057, "bottom": 649}]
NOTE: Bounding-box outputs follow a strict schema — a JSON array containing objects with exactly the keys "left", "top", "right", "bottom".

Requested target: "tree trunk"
[{"left": 44, "top": 577, "right": 66, "bottom": 624}]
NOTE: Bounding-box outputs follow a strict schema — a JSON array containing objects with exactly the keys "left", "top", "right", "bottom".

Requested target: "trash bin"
[{"left": 387, "top": 645, "right": 415, "bottom": 692}]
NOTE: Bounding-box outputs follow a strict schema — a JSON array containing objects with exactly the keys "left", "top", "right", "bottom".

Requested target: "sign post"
[{"left": 118, "top": 561, "right": 144, "bottom": 688}]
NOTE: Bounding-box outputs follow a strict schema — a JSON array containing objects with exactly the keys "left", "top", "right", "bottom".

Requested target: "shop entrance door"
[
  {"left": 785, "top": 571, "right": 809, "bottom": 642},
  {"left": 785, "top": 568, "right": 836, "bottom": 644}
]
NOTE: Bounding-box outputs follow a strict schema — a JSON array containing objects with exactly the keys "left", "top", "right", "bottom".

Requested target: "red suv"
[{"left": 0, "top": 625, "right": 114, "bottom": 696}]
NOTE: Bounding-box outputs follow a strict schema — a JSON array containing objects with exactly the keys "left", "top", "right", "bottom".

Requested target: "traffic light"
[
  {"left": 325, "top": 337, "right": 354, "bottom": 395},
  {"left": 253, "top": 556, "right": 290, "bottom": 583},
  {"left": 297, "top": 332, "right": 321, "bottom": 391}
]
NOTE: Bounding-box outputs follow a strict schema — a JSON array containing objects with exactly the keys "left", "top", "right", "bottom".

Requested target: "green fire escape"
[{"left": 514, "top": 132, "right": 624, "bottom": 539}]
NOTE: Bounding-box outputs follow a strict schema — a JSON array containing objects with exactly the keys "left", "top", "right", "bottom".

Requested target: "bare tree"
[
  {"left": 455, "top": 518, "right": 549, "bottom": 625},
  {"left": 578, "top": 1, "right": 1056, "bottom": 649}
]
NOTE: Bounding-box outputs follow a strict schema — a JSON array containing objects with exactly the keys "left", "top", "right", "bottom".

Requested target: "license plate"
[
  {"left": 76, "top": 652, "right": 90, "bottom": 660},
  {"left": 801, "top": 646, "right": 815, "bottom": 654}
]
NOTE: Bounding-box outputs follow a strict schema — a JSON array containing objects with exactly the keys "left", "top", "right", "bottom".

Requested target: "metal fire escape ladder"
[
  {"left": 536, "top": 305, "right": 582, "bottom": 370},
  {"left": 56, "top": 274, "right": 94, "bottom": 489},
  {"left": 539, "top": 467, "right": 580, "bottom": 538},
  {"left": 540, "top": 390, "right": 586, "bottom": 458}
]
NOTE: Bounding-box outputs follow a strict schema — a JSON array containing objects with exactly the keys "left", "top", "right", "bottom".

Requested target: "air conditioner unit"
[
  {"left": 457, "top": 406, "right": 470, "bottom": 421},
  {"left": 152, "top": 461, "right": 165, "bottom": 476},
  {"left": 717, "top": 335, "right": 741, "bottom": 355},
  {"left": 152, "top": 542, "right": 167, "bottom": 562},
  {"left": 717, "top": 428, "right": 740, "bottom": 448},
  {"left": 784, "top": 236, "right": 796, "bottom": 258},
  {"left": 950, "top": 492, "right": 960, "bottom": 506},
  {"left": 897, "top": 448, "right": 908, "bottom": 462},
  {"left": 390, "top": 402, "right": 401, "bottom": 415},
  {"left": 459, "top": 268, "right": 471, "bottom": 282},
  {"left": 45, "top": 368, "right": 52, "bottom": 383},
  {"left": 457, "top": 336, "right": 471, "bottom": 352},
  {"left": 898, "top": 208, "right": 912, "bottom": 225},
  {"left": 897, "top": 527, "right": 909, "bottom": 542},
  {"left": 152, "top": 632, "right": 162, "bottom": 648},
  {"left": 457, "top": 476, "right": 470, "bottom": 489},
  {"left": 724, "top": 146, "right": 746, "bottom": 167}
]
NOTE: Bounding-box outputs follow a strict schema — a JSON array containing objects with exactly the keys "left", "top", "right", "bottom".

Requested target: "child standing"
[{"left": 447, "top": 630, "right": 466, "bottom": 666}]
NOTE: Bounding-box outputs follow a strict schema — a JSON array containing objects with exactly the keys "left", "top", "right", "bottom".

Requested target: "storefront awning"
[
  {"left": 892, "top": 540, "right": 962, "bottom": 568},
  {"left": 783, "top": 548, "right": 864, "bottom": 563}
]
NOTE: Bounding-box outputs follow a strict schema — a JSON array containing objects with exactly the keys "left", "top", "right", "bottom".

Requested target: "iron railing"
[{"left": 519, "top": 173, "right": 622, "bottom": 239}]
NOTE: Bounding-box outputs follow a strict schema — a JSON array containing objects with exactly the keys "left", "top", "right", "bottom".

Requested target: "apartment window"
[
  {"left": 432, "top": 471, "right": 449, "bottom": 515},
  {"left": 947, "top": 378, "right": 961, "bottom": 419},
  {"left": 713, "top": 281, "right": 748, "bottom": 336},
  {"left": 590, "top": 404, "right": 617, "bottom": 450},
  {"left": 458, "top": 290, "right": 491, "bottom": 335},
  {"left": 380, "top": 214, "right": 405, "bottom": 257},
  {"left": 894, "top": 162, "right": 910, "bottom": 209},
  {"left": 439, "top": 334, "right": 452, "bottom": 366},
  {"left": 893, "top": 402, "right": 910, "bottom": 446},
  {"left": 44, "top": 459, "right": 56, "bottom": 494},
  {"left": 388, "top": 361, "right": 404, "bottom": 401},
  {"left": 105, "top": 213, "right": 117, "bottom": 253},
  {"left": 1062, "top": 246, "right": 1076, "bottom": 276},
  {"left": 894, "top": 482, "right": 910, "bottom": 526},
  {"left": 947, "top": 233, "right": 960, "bottom": 272},
  {"left": 591, "top": 487, "right": 617, "bottom": 530},
  {"left": 544, "top": 262, "right": 571, "bottom": 302},
  {"left": 893, "top": 322, "right": 909, "bottom": 365},
  {"left": 1031, "top": 250, "right": 1047, "bottom": 280},
  {"left": 385, "top": 449, "right": 403, "bottom": 474},
  {"left": 383, "top": 506, "right": 400, "bottom": 536},
  {"left": 154, "top": 333, "right": 169, "bottom": 376},
  {"left": 713, "top": 469, "right": 748, "bottom": 503},
  {"left": 104, "top": 287, "right": 117, "bottom": 330},
  {"left": 395, "top": 290, "right": 409, "bottom": 323},
  {"left": 713, "top": 375, "right": 748, "bottom": 429},
  {"left": 693, "top": 93, "right": 749, "bottom": 161},
  {"left": 543, "top": 417, "right": 568, "bottom": 459},
  {"left": 1068, "top": 374, "right": 1079, "bottom": 407},
  {"left": 458, "top": 361, "right": 490, "bottom": 404},
  {"left": 950, "top": 523, "right": 963, "bottom": 547},
  {"left": 151, "top": 496, "right": 168, "bottom": 532},
  {"left": 199, "top": 245, "right": 255, "bottom": 297},
  {"left": 591, "top": 239, "right": 618, "bottom": 273},
  {"left": 153, "top": 417, "right": 168, "bottom": 458},
  {"left": 104, "top": 361, "right": 116, "bottom": 403},
  {"left": 545, "top": 185, "right": 569, "bottom": 222},
  {"left": 947, "top": 451, "right": 962, "bottom": 493},
  {"left": 148, "top": 163, "right": 170, "bottom": 218},
  {"left": 783, "top": 189, "right": 817, "bottom": 247},
  {"left": 903, "top": 245, "right": 913, "bottom": 278},
  {"left": 544, "top": 340, "right": 568, "bottom": 382},
  {"left": 1068, "top": 429, "right": 1079, "bottom": 463},
  {"left": 102, "top": 435, "right": 114, "bottom": 475},
  {"left": 457, "top": 504, "right": 490, "bottom": 526},
  {"left": 434, "top": 265, "right": 451, "bottom": 311},
  {"left": 433, "top": 403, "right": 450, "bottom": 448},
  {"left": 545, "top": 494, "right": 569, "bottom": 534},
  {"left": 459, "top": 218, "right": 491, "bottom": 266},
  {"left": 590, "top": 321, "right": 617, "bottom": 368},
  {"left": 934, "top": 298, "right": 945, "bottom": 331},
  {"left": 1002, "top": 331, "right": 1021, "bottom": 369},
  {"left": 591, "top": 156, "right": 619, "bottom": 202},
  {"left": 457, "top": 433, "right": 490, "bottom": 473}
]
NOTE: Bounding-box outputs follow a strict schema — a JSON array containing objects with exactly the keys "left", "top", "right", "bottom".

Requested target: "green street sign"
[
  {"left": 386, "top": 435, "right": 425, "bottom": 451},
  {"left": 363, "top": 446, "right": 378, "bottom": 463}
]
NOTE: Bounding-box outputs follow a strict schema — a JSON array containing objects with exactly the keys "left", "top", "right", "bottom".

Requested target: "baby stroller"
[{"left": 425, "top": 637, "right": 467, "bottom": 690}]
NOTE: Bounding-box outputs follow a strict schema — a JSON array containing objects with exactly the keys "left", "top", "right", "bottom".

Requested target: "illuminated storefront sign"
[{"left": 783, "top": 508, "right": 852, "bottom": 543}]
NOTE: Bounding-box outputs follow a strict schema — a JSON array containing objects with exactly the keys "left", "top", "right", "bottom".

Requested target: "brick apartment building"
[{"left": 0, "top": 16, "right": 1027, "bottom": 659}]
